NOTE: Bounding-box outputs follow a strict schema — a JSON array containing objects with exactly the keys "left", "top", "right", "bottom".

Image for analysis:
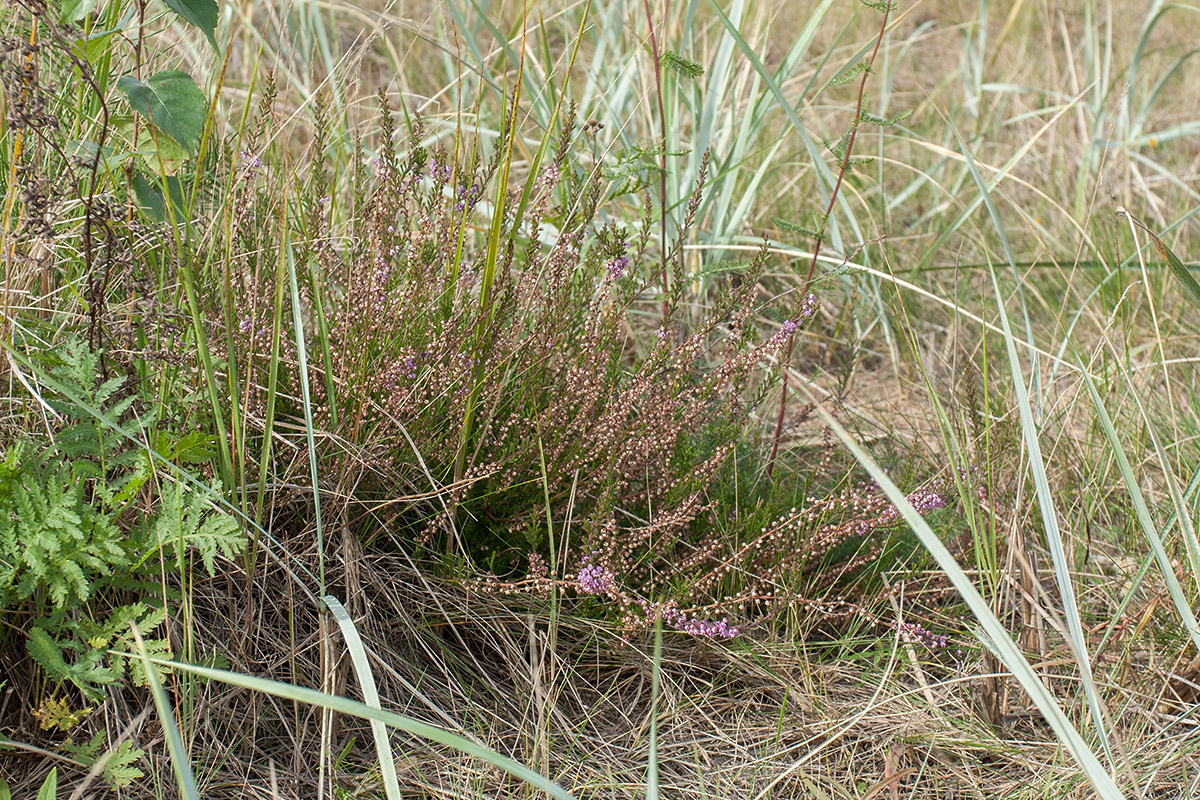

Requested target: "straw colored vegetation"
[{"left": 1, "top": 0, "right": 1198, "bottom": 798}]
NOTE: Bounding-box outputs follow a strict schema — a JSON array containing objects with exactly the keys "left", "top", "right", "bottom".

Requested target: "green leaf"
[
  {"left": 67, "top": 139, "right": 129, "bottom": 172},
  {"left": 117, "top": 71, "right": 207, "bottom": 153},
  {"left": 1146, "top": 224, "right": 1200, "bottom": 308},
  {"left": 143, "top": 482, "right": 245, "bottom": 575},
  {"left": 160, "top": 0, "right": 218, "bottom": 49},
  {"left": 60, "top": 0, "right": 98, "bottom": 22},
  {"left": 103, "top": 740, "right": 146, "bottom": 788},
  {"left": 132, "top": 173, "right": 187, "bottom": 222},
  {"left": 115, "top": 116, "right": 190, "bottom": 174},
  {"left": 173, "top": 431, "right": 218, "bottom": 464},
  {"left": 27, "top": 627, "right": 70, "bottom": 682},
  {"left": 830, "top": 60, "right": 868, "bottom": 87},
  {"left": 62, "top": 734, "right": 145, "bottom": 789},
  {"left": 35, "top": 769, "right": 56, "bottom": 800},
  {"left": 662, "top": 50, "right": 704, "bottom": 80}
]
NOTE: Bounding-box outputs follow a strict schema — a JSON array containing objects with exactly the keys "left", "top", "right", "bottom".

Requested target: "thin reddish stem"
[
  {"left": 767, "top": 4, "right": 892, "bottom": 478},
  {"left": 641, "top": 0, "right": 671, "bottom": 323}
]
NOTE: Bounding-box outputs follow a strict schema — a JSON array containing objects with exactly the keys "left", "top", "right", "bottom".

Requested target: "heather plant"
[
  {"left": 229, "top": 100, "right": 789, "bottom": 563},
  {"left": 212, "top": 91, "right": 958, "bottom": 642}
]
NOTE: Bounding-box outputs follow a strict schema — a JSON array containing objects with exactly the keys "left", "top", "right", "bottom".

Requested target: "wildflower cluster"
[{"left": 895, "top": 619, "right": 949, "bottom": 649}]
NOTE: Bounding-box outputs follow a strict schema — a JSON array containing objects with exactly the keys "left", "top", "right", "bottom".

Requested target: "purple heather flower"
[
  {"left": 454, "top": 184, "right": 482, "bottom": 211},
  {"left": 894, "top": 619, "right": 949, "bottom": 650},
  {"left": 429, "top": 160, "right": 452, "bottom": 183},
  {"left": 240, "top": 150, "right": 263, "bottom": 174},
  {"left": 605, "top": 255, "right": 629, "bottom": 280},
  {"left": 537, "top": 164, "right": 561, "bottom": 190},
  {"left": 576, "top": 566, "right": 614, "bottom": 597},
  {"left": 576, "top": 554, "right": 615, "bottom": 595},
  {"left": 907, "top": 487, "right": 946, "bottom": 514},
  {"left": 659, "top": 606, "right": 740, "bottom": 638},
  {"left": 798, "top": 292, "right": 819, "bottom": 322}
]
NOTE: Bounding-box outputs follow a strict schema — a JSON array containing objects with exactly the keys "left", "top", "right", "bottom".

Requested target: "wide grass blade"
[
  {"left": 807, "top": 401, "right": 1126, "bottom": 799},
  {"left": 956, "top": 124, "right": 1114, "bottom": 766},
  {"left": 132, "top": 628, "right": 200, "bottom": 800},
  {"left": 1118, "top": 206, "right": 1200, "bottom": 310},
  {"left": 1077, "top": 364, "right": 1200, "bottom": 654},
  {"left": 128, "top": 655, "right": 578, "bottom": 800},
  {"left": 324, "top": 596, "right": 401, "bottom": 800},
  {"left": 287, "top": 237, "right": 325, "bottom": 592},
  {"left": 647, "top": 618, "right": 663, "bottom": 800}
]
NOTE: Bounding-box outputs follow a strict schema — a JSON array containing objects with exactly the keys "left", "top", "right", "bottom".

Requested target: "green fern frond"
[
  {"left": 62, "top": 734, "right": 145, "bottom": 789},
  {"left": 27, "top": 627, "right": 71, "bottom": 682},
  {"left": 859, "top": 108, "right": 912, "bottom": 127},
  {"left": 148, "top": 482, "right": 245, "bottom": 576}
]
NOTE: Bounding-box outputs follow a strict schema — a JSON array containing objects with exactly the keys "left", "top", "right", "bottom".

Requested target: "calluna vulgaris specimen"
[{"left": 223, "top": 100, "right": 950, "bottom": 640}]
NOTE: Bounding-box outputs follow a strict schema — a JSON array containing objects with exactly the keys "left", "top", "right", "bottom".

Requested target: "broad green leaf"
[
  {"left": 117, "top": 71, "right": 207, "bottom": 153},
  {"left": 1146, "top": 224, "right": 1200, "bottom": 308},
  {"left": 132, "top": 173, "right": 186, "bottom": 223},
  {"left": 60, "top": 0, "right": 98, "bottom": 23},
  {"left": 66, "top": 139, "right": 129, "bottom": 172},
  {"left": 135, "top": 131, "right": 189, "bottom": 175},
  {"left": 35, "top": 769, "right": 56, "bottom": 800},
  {"left": 112, "top": 116, "right": 189, "bottom": 175},
  {"left": 161, "top": 0, "right": 218, "bottom": 49}
]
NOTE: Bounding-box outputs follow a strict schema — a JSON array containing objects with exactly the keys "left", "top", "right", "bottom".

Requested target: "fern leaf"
[
  {"left": 27, "top": 627, "right": 71, "bottom": 682},
  {"left": 103, "top": 740, "right": 146, "bottom": 788}
]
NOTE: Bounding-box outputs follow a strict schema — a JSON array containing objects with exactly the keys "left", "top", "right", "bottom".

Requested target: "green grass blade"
[
  {"left": 956, "top": 124, "right": 1114, "bottom": 764},
  {"left": 133, "top": 628, "right": 200, "bottom": 800},
  {"left": 1077, "top": 363, "right": 1200, "bottom": 654},
  {"left": 1122, "top": 208, "right": 1200, "bottom": 309},
  {"left": 323, "top": 596, "right": 401, "bottom": 800},
  {"left": 287, "top": 236, "right": 325, "bottom": 593},
  {"left": 808, "top": 402, "right": 1125, "bottom": 799},
  {"left": 706, "top": 0, "right": 835, "bottom": 209},
  {"left": 129, "top": 655, "right": 578, "bottom": 800},
  {"left": 647, "top": 617, "right": 662, "bottom": 800}
]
